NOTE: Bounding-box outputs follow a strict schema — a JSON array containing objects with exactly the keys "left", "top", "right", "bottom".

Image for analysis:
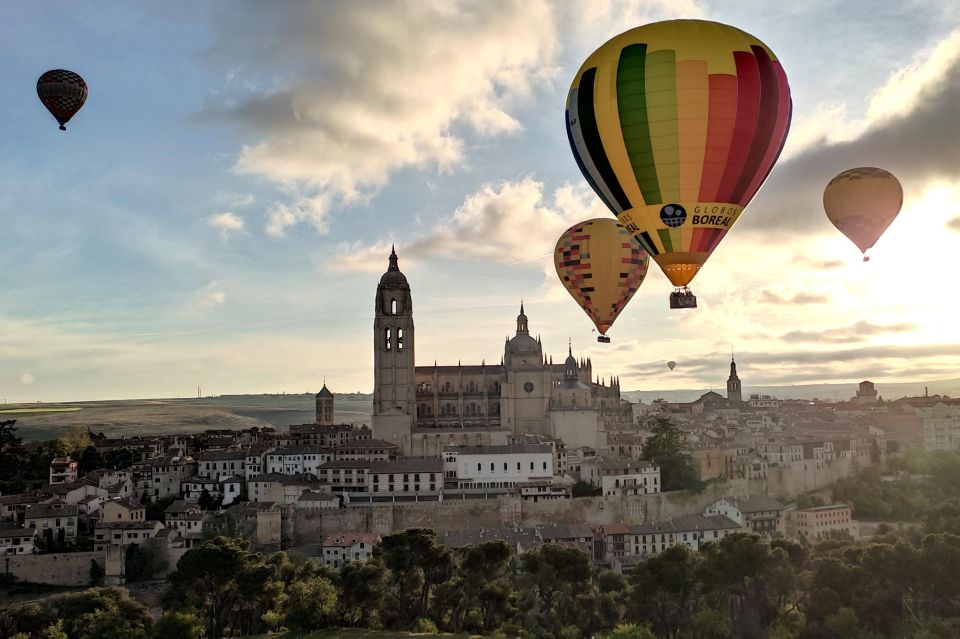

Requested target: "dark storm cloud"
[
  {"left": 738, "top": 45, "right": 960, "bottom": 236},
  {"left": 780, "top": 320, "right": 919, "bottom": 344}
]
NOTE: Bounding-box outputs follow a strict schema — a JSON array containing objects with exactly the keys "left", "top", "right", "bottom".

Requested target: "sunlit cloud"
[
  {"left": 208, "top": 212, "right": 246, "bottom": 238},
  {"left": 20, "top": 373, "right": 35, "bottom": 385}
]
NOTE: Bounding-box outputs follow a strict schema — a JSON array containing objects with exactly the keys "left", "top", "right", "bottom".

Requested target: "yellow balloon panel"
[
  {"left": 823, "top": 167, "right": 903, "bottom": 254},
  {"left": 554, "top": 218, "right": 649, "bottom": 334}
]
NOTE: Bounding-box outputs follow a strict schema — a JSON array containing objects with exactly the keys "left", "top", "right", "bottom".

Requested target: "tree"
[
  {"left": 283, "top": 575, "right": 337, "bottom": 631},
  {"left": 103, "top": 447, "right": 136, "bottom": 470},
  {"left": 78, "top": 445, "right": 103, "bottom": 475},
  {"left": 518, "top": 543, "right": 594, "bottom": 635},
  {"left": 596, "top": 624, "right": 657, "bottom": 639},
  {"left": 374, "top": 528, "right": 453, "bottom": 629},
  {"left": 150, "top": 612, "right": 205, "bottom": 639},
  {"left": 125, "top": 538, "right": 170, "bottom": 582},
  {"left": 572, "top": 480, "right": 598, "bottom": 497},
  {"left": 338, "top": 558, "right": 387, "bottom": 628},
  {"left": 198, "top": 489, "right": 216, "bottom": 511},
  {"left": 0, "top": 420, "right": 26, "bottom": 492},
  {"left": 627, "top": 544, "right": 702, "bottom": 638},
  {"left": 164, "top": 536, "right": 285, "bottom": 637},
  {"left": 641, "top": 418, "right": 703, "bottom": 491}
]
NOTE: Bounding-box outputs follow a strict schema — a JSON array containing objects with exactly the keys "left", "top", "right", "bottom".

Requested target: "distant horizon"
[{"left": 5, "top": 374, "right": 959, "bottom": 406}]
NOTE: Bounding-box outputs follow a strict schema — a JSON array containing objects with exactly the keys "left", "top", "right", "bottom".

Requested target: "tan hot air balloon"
[
  {"left": 823, "top": 167, "right": 903, "bottom": 261},
  {"left": 555, "top": 218, "right": 649, "bottom": 343}
]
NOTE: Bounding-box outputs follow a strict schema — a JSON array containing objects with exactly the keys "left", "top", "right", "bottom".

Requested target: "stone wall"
[{"left": 1, "top": 551, "right": 105, "bottom": 587}]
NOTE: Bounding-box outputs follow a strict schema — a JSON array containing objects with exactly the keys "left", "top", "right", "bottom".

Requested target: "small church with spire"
[{"left": 371, "top": 248, "right": 634, "bottom": 456}]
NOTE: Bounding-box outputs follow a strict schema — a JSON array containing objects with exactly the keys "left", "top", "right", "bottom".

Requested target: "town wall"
[{"left": 1, "top": 551, "right": 105, "bottom": 587}]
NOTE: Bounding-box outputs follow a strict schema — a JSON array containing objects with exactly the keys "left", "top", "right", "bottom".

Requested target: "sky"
[{"left": 2, "top": 0, "right": 960, "bottom": 402}]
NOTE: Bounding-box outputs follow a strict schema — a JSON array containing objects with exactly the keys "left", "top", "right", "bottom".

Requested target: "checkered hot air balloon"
[
  {"left": 37, "top": 69, "right": 88, "bottom": 131},
  {"left": 566, "top": 20, "right": 792, "bottom": 308},
  {"left": 823, "top": 168, "right": 903, "bottom": 262},
  {"left": 554, "top": 218, "right": 649, "bottom": 343}
]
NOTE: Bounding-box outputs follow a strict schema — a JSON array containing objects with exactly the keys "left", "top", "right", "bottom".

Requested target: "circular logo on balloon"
[{"left": 660, "top": 204, "right": 687, "bottom": 228}]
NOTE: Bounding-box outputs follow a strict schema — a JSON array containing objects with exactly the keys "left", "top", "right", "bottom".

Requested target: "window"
[
  {"left": 384, "top": 328, "right": 392, "bottom": 351},
  {"left": 397, "top": 328, "right": 404, "bottom": 351},
  {"left": 543, "top": 462, "right": 548, "bottom": 470},
  {"left": 390, "top": 298, "right": 397, "bottom": 314}
]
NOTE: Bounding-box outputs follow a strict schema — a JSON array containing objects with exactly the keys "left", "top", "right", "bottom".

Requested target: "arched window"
[
  {"left": 443, "top": 382, "right": 451, "bottom": 393},
  {"left": 451, "top": 404, "right": 458, "bottom": 416},
  {"left": 391, "top": 298, "right": 398, "bottom": 314},
  {"left": 491, "top": 402, "right": 500, "bottom": 415},
  {"left": 397, "top": 328, "right": 404, "bottom": 351},
  {"left": 384, "top": 328, "right": 392, "bottom": 351}
]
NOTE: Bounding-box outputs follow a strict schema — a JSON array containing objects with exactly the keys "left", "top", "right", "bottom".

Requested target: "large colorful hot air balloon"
[
  {"left": 566, "top": 20, "right": 792, "bottom": 308},
  {"left": 37, "top": 69, "right": 88, "bottom": 130},
  {"left": 555, "top": 218, "right": 649, "bottom": 342},
  {"left": 823, "top": 167, "right": 903, "bottom": 262}
]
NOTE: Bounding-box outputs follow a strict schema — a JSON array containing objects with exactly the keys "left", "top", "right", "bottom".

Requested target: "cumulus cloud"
[
  {"left": 331, "top": 177, "right": 605, "bottom": 272},
  {"left": 740, "top": 30, "right": 960, "bottom": 236},
  {"left": 758, "top": 290, "right": 829, "bottom": 305},
  {"left": 266, "top": 195, "right": 331, "bottom": 237},
  {"left": 208, "top": 212, "right": 246, "bottom": 238},
  {"left": 791, "top": 254, "right": 845, "bottom": 270},
  {"left": 780, "top": 320, "right": 919, "bottom": 344},
  {"left": 200, "top": 0, "right": 562, "bottom": 234}
]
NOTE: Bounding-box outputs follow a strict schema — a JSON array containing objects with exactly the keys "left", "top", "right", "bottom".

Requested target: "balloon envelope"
[
  {"left": 823, "top": 167, "right": 902, "bottom": 256},
  {"left": 566, "top": 19, "right": 792, "bottom": 287},
  {"left": 555, "top": 218, "right": 649, "bottom": 335},
  {"left": 667, "top": 361, "right": 676, "bottom": 370},
  {"left": 37, "top": 69, "right": 88, "bottom": 130}
]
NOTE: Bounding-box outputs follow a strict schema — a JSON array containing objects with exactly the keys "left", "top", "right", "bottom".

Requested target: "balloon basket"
[
  {"left": 863, "top": 255, "right": 870, "bottom": 262},
  {"left": 669, "top": 288, "right": 697, "bottom": 309},
  {"left": 597, "top": 335, "right": 611, "bottom": 344}
]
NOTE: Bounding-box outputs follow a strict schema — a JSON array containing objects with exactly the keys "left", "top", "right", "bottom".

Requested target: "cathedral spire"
[
  {"left": 388, "top": 244, "right": 399, "bottom": 271},
  {"left": 516, "top": 302, "right": 529, "bottom": 335}
]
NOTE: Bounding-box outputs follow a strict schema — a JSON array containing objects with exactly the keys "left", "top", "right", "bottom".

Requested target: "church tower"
[
  {"left": 372, "top": 247, "right": 416, "bottom": 447},
  {"left": 726, "top": 357, "right": 742, "bottom": 403},
  {"left": 315, "top": 383, "right": 334, "bottom": 425}
]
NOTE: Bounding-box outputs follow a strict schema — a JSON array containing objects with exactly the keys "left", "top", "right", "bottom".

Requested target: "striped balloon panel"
[
  {"left": 554, "top": 218, "right": 649, "bottom": 335},
  {"left": 566, "top": 20, "right": 791, "bottom": 287}
]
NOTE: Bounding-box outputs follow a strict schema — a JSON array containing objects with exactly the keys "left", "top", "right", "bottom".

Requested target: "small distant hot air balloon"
[
  {"left": 555, "top": 218, "right": 649, "bottom": 343},
  {"left": 823, "top": 167, "right": 903, "bottom": 262},
  {"left": 667, "top": 360, "right": 677, "bottom": 371},
  {"left": 566, "top": 20, "right": 792, "bottom": 309},
  {"left": 37, "top": 69, "right": 88, "bottom": 130}
]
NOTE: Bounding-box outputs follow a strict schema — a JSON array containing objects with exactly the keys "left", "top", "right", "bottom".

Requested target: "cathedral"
[{"left": 372, "top": 248, "right": 635, "bottom": 456}]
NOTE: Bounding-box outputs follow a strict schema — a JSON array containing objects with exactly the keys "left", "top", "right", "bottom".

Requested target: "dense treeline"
[
  {"left": 832, "top": 449, "right": 960, "bottom": 524},
  {"left": 5, "top": 527, "right": 960, "bottom": 638}
]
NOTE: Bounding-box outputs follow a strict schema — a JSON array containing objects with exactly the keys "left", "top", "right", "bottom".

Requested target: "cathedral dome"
[
  {"left": 507, "top": 333, "right": 540, "bottom": 354},
  {"left": 379, "top": 246, "right": 409, "bottom": 289}
]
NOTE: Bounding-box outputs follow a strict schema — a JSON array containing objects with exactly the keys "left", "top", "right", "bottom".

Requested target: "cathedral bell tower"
[
  {"left": 726, "top": 357, "right": 742, "bottom": 403},
  {"left": 372, "top": 246, "right": 416, "bottom": 446}
]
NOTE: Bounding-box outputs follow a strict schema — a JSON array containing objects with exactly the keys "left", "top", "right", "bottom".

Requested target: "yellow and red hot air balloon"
[
  {"left": 37, "top": 69, "right": 88, "bottom": 131},
  {"left": 566, "top": 19, "right": 792, "bottom": 308},
  {"left": 555, "top": 218, "right": 649, "bottom": 343},
  {"left": 823, "top": 167, "right": 903, "bottom": 262}
]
